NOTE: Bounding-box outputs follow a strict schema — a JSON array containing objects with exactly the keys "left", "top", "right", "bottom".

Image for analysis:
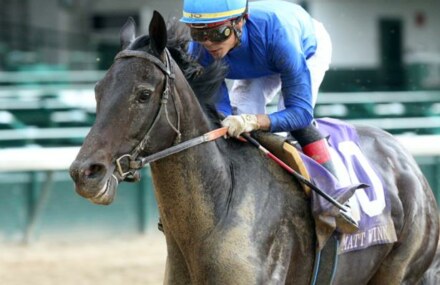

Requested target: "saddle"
[{"left": 251, "top": 131, "right": 311, "bottom": 196}]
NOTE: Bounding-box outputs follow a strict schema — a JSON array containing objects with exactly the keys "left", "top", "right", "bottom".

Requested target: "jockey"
[{"left": 180, "top": 0, "right": 358, "bottom": 232}]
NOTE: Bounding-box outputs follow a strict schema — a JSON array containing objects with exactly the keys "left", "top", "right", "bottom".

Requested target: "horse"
[{"left": 69, "top": 11, "right": 440, "bottom": 284}]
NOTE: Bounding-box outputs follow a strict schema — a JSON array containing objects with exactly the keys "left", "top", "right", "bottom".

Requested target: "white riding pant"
[{"left": 230, "top": 19, "right": 332, "bottom": 115}]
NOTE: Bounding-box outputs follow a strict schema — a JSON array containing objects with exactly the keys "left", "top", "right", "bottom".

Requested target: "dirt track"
[{"left": 0, "top": 235, "right": 167, "bottom": 285}]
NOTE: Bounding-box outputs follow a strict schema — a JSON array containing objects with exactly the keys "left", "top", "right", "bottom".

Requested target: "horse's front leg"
[
  {"left": 162, "top": 235, "right": 261, "bottom": 284},
  {"left": 192, "top": 242, "right": 263, "bottom": 284},
  {"left": 163, "top": 237, "right": 192, "bottom": 285},
  {"left": 188, "top": 228, "right": 294, "bottom": 285}
]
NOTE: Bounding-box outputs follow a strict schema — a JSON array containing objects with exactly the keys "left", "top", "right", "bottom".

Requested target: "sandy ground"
[{"left": 0, "top": 234, "right": 167, "bottom": 285}]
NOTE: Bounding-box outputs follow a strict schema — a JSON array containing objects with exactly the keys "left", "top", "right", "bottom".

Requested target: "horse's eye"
[{"left": 137, "top": 90, "right": 151, "bottom": 103}]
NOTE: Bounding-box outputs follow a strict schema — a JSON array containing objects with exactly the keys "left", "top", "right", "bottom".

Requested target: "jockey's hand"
[{"left": 221, "top": 114, "right": 260, "bottom": 138}]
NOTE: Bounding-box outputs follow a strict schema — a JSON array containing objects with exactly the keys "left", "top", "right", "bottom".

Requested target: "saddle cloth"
[{"left": 254, "top": 118, "right": 397, "bottom": 253}]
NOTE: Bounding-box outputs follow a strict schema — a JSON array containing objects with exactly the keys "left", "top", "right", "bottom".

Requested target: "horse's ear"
[
  {"left": 120, "top": 17, "right": 136, "bottom": 50},
  {"left": 149, "top": 11, "right": 167, "bottom": 56}
]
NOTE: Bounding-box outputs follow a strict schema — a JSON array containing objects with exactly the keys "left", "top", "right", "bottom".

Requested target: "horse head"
[{"left": 70, "top": 11, "right": 188, "bottom": 205}]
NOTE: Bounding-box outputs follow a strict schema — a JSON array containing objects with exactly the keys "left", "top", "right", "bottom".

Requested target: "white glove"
[{"left": 221, "top": 114, "right": 260, "bottom": 138}]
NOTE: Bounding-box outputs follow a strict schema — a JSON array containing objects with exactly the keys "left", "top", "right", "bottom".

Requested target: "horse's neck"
[
  {"left": 151, "top": 74, "right": 230, "bottom": 236},
  {"left": 174, "top": 68, "right": 213, "bottom": 137},
  {"left": 151, "top": 138, "right": 229, "bottom": 236}
]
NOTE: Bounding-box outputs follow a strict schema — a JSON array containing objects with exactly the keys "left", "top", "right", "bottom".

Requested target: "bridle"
[
  {"left": 113, "top": 48, "right": 181, "bottom": 181},
  {"left": 111, "top": 48, "right": 227, "bottom": 181}
]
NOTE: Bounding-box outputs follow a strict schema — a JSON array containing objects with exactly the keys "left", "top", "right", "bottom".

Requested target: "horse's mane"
[{"left": 129, "top": 19, "right": 228, "bottom": 124}]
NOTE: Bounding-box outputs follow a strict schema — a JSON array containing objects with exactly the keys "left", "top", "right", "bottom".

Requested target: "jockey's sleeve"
[{"left": 266, "top": 14, "right": 315, "bottom": 132}]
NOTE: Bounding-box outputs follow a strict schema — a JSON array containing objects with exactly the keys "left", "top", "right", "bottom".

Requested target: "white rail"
[
  {"left": 0, "top": 147, "right": 80, "bottom": 171},
  {"left": 395, "top": 135, "right": 440, "bottom": 156},
  {"left": 0, "top": 135, "right": 439, "bottom": 172},
  {"left": 317, "top": 90, "right": 440, "bottom": 104}
]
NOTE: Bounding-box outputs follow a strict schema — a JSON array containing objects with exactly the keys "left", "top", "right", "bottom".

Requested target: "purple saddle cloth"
[{"left": 301, "top": 118, "right": 397, "bottom": 253}]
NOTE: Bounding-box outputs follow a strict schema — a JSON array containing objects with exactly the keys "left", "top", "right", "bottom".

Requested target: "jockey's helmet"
[{"left": 180, "top": 0, "right": 248, "bottom": 25}]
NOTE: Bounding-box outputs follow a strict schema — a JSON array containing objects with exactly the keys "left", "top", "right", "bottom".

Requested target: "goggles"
[{"left": 190, "top": 24, "right": 233, "bottom": 43}]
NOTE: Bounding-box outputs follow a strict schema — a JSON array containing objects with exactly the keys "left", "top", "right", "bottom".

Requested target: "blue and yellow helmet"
[{"left": 181, "top": 0, "right": 247, "bottom": 24}]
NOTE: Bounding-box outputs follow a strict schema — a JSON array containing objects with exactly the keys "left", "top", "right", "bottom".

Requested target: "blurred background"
[{"left": 0, "top": 0, "right": 439, "bottom": 284}]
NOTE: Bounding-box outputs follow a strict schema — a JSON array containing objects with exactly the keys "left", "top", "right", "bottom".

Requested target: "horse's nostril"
[{"left": 84, "top": 163, "right": 106, "bottom": 179}]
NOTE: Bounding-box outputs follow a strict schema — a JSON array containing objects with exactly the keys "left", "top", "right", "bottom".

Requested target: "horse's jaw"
[
  {"left": 73, "top": 177, "right": 117, "bottom": 205},
  {"left": 85, "top": 175, "right": 118, "bottom": 205}
]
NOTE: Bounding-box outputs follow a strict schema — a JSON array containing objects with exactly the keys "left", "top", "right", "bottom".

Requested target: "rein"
[
  {"left": 112, "top": 48, "right": 227, "bottom": 180},
  {"left": 116, "top": 127, "right": 228, "bottom": 177}
]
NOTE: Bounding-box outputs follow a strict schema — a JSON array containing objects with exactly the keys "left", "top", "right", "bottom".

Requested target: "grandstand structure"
[{"left": 0, "top": 0, "right": 439, "bottom": 243}]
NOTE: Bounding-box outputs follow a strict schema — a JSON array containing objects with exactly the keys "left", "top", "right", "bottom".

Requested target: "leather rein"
[{"left": 112, "top": 48, "right": 227, "bottom": 181}]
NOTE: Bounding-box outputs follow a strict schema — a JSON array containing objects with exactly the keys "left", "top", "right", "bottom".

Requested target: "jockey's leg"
[
  {"left": 230, "top": 74, "right": 281, "bottom": 115},
  {"left": 291, "top": 124, "right": 336, "bottom": 177},
  {"left": 291, "top": 124, "right": 359, "bottom": 233}
]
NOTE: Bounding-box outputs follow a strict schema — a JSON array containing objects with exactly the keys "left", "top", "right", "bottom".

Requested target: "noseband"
[{"left": 113, "top": 48, "right": 181, "bottom": 180}]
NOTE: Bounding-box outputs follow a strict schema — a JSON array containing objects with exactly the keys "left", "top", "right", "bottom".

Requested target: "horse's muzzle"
[{"left": 69, "top": 159, "right": 118, "bottom": 205}]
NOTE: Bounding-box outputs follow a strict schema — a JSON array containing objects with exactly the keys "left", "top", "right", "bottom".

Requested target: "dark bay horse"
[{"left": 69, "top": 11, "right": 440, "bottom": 284}]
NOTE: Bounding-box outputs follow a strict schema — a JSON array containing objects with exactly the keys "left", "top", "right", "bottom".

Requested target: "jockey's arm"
[
  {"left": 215, "top": 82, "right": 233, "bottom": 116},
  {"left": 266, "top": 24, "right": 314, "bottom": 133},
  {"left": 223, "top": 19, "right": 315, "bottom": 135},
  {"left": 187, "top": 34, "right": 314, "bottom": 135}
]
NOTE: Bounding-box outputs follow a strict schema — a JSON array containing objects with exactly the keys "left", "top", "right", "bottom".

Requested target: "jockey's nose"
[{"left": 201, "top": 39, "right": 214, "bottom": 46}]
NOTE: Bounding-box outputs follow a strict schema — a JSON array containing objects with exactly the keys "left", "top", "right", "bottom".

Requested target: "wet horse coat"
[{"left": 70, "top": 12, "right": 439, "bottom": 284}]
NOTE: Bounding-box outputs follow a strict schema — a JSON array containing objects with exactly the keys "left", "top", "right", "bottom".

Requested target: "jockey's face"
[{"left": 189, "top": 20, "right": 243, "bottom": 59}]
